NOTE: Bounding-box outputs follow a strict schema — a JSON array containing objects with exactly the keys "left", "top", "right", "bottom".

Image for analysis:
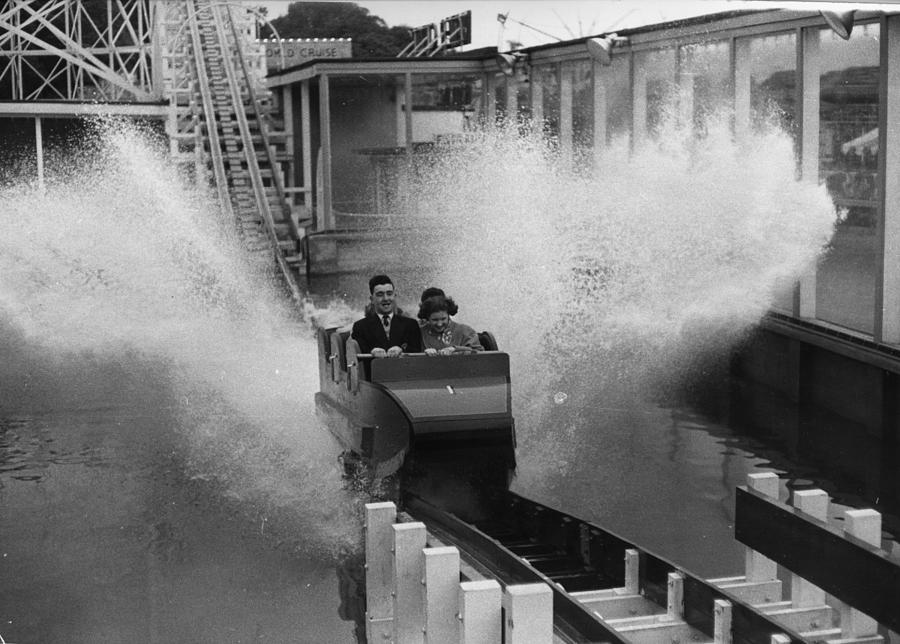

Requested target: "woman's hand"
[
  {"left": 424, "top": 348, "right": 438, "bottom": 356},
  {"left": 439, "top": 347, "right": 455, "bottom": 356}
]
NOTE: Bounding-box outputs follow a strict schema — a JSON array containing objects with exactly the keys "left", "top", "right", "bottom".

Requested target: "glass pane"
[
  {"left": 679, "top": 40, "right": 731, "bottom": 132},
  {"left": 537, "top": 63, "right": 560, "bottom": 142},
  {"left": 516, "top": 81, "right": 531, "bottom": 129},
  {"left": 815, "top": 22, "right": 880, "bottom": 334},
  {"left": 606, "top": 54, "right": 631, "bottom": 144},
  {"left": 634, "top": 48, "right": 676, "bottom": 139},
  {"left": 571, "top": 59, "right": 594, "bottom": 161},
  {"left": 747, "top": 31, "right": 797, "bottom": 136},
  {"left": 494, "top": 73, "right": 508, "bottom": 122},
  {"left": 329, "top": 74, "right": 403, "bottom": 215},
  {"left": 739, "top": 31, "right": 797, "bottom": 310}
]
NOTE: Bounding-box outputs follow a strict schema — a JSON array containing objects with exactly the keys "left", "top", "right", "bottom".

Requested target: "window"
[
  {"left": 634, "top": 48, "right": 676, "bottom": 142},
  {"left": 815, "top": 22, "right": 881, "bottom": 333}
]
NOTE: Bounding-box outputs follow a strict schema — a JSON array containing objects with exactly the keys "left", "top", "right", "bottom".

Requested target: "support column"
[
  {"left": 317, "top": 74, "right": 333, "bottom": 231},
  {"left": 505, "top": 76, "right": 518, "bottom": 122},
  {"left": 560, "top": 62, "right": 574, "bottom": 162},
  {"left": 35, "top": 116, "right": 44, "bottom": 190},
  {"left": 798, "top": 27, "right": 820, "bottom": 319},
  {"left": 593, "top": 60, "right": 608, "bottom": 164},
  {"left": 531, "top": 72, "right": 544, "bottom": 131},
  {"left": 633, "top": 55, "right": 648, "bottom": 148},
  {"left": 300, "top": 79, "right": 312, "bottom": 209},
  {"left": 282, "top": 83, "right": 295, "bottom": 191},
  {"left": 404, "top": 72, "right": 414, "bottom": 154},
  {"left": 877, "top": 14, "right": 900, "bottom": 343}
]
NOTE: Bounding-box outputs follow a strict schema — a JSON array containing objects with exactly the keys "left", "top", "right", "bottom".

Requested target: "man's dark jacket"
[{"left": 351, "top": 314, "right": 423, "bottom": 354}]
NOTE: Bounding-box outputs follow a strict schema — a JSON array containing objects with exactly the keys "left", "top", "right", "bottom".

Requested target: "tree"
[{"left": 261, "top": 2, "right": 412, "bottom": 58}]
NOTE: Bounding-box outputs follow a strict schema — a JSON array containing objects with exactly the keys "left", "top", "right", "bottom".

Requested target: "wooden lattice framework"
[{"left": 0, "top": 0, "right": 166, "bottom": 101}]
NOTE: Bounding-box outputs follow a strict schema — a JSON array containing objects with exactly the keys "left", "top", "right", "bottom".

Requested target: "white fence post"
[
  {"left": 714, "top": 599, "right": 733, "bottom": 644},
  {"left": 840, "top": 509, "right": 881, "bottom": 638},
  {"left": 667, "top": 572, "right": 684, "bottom": 619},
  {"left": 503, "top": 583, "right": 553, "bottom": 644},
  {"left": 459, "top": 579, "right": 501, "bottom": 644},
  {"left": 746, "top": 473, "right": 779, "bottom": 582},
  {"left": 424, "top": 546, "right": 460, "bottom": 643},
  {"left": 393, "top": 522, "right": 427, "bottom": 644},
  {"left": 791, "top": 489, "right": 828, "bottom": 607},
  {"left": 365, "top": 502, "right": 397, "bottom": 642}
]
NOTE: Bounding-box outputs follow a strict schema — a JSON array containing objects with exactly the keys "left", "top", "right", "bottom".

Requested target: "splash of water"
[
  {"left": 0, "top": 119, "right": 360, "bottom": 558},
  {"left": 405, "top": 113, "right": 836, "bottom": 483}
]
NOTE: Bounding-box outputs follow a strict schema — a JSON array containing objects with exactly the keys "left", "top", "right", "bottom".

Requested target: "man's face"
[{"left": 370, "top": 282, "right": 395, "bottom": 315}]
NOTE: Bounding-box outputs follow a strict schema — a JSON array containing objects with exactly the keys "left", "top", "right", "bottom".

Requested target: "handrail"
[
  {"left": 185, "top": 0, "right": 235, "bottom": 225},
  {"left": 203, "top": 1, "right": 303, "bottom": 303}
]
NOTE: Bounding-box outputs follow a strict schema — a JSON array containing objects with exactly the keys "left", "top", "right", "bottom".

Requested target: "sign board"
[
  {"left": 261, "top": 38, "right": 353, "bottom": 71},
  {"left": 398, "top": 10, "right": 472, "bottom": 57},
  {"left": 440, "top": 11, "right": 471, "bottom": 49}
]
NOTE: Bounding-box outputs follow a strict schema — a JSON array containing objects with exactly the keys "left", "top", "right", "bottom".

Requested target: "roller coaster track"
[
  {"left": 401, "top": 487, "right": 889, "bottom": 644},
  {"left": 184, "top": 0, "right": 302, "bottom": 302}
]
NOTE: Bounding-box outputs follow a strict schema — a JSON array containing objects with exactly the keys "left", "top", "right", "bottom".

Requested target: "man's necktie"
[{"left": 382, "top": 314, "right": 390, "bottom": 331}]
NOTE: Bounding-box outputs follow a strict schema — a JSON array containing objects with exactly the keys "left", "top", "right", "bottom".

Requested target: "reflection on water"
[{"left": 0, "top": 400, "right": 359, "bottom": 642}]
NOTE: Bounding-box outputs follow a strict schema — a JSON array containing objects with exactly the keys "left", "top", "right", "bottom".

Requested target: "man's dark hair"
[{"left": 368, "top": 274, "right": 393, "bottom": 294}]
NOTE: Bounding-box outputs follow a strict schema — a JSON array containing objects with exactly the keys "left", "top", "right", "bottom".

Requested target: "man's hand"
[
  {"left": 424, "top": 348, "right": 438, "bottom": 357},
  {"left": 386, "top": 345, "right": 403, "bottom": 358},
  {"left": 371, "top": 347, "right": 387, "bottom": 358},
  {"left": 439, "top": 347, "right": 455, "bottom": 356}
]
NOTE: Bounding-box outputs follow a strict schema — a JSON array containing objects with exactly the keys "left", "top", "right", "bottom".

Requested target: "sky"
[{"left": 252, "top": 1, "right": 895, "bottom": 49}]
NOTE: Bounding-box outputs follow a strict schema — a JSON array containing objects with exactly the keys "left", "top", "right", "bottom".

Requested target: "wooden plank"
[
  {"left": 580, "top": 594, "right": 664, "bottom": 620},
  {"left": 710, "top": 578, "right": 783, "bottom": 605}
]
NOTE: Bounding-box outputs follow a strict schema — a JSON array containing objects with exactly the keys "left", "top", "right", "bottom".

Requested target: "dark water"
[{"left": 0, "top": 352, "right": 360, "bottom": 643}]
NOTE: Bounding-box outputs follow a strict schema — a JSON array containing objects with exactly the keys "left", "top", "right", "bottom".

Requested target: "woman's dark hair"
[
  {"left": 420, "top": 286, "right": 445, "bottom": 302},
  {"left": 418, "top": 295, "right": 458, "bottom": 320}
]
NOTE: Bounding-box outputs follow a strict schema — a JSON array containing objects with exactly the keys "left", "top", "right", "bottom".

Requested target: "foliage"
[{"left": 261, "top": 2, "right": 412, "bottom": 58}]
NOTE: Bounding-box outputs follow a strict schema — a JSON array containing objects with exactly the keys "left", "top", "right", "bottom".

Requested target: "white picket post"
[
  {"left": 459, "top": 579, "right": 501, "bottom": 644},
  {"left": 667, "top": 572, "right": 684, "bottom": 619},
  {"left": 503, "top": 583, "right": 553, "bottom": 644},
  {"left": 393, "top": 522, "right": 427, "bottom": 644},
  {"left": 423, "top": 546, "right": 460, "bottom": 643},
  {"left": 714, "top": 599, "right": 733, "bottom": 644},
  {"left": 840, "top": 509, "right": 881, "bottom": 638},
  {"left": 746, "top": 473, "right": 779, "bottom": 582},
  {"left": 624, "top": 549, "right": 640, "bottom": 595},
  {"left": 791, "top": 489, "right": 828, "bottom": 607},
  {"left": 365, "top": 502, "right": 397, "bottom": 642}
]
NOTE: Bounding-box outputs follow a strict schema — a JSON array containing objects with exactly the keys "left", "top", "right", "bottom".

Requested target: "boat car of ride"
[{"left": 315, "top": 326, "right": 516, "bottom": 481}]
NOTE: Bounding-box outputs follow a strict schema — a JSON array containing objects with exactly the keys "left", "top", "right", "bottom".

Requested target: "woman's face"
[{"left": 427, "top": 310, "right": 450, "bottom": 333}]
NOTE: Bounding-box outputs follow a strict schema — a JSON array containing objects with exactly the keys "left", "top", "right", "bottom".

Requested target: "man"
[{"left": 351, "top": 274, "right": 422, "bottom": 358}]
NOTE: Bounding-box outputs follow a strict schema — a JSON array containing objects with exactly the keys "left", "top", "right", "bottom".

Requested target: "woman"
[{"left": 418, "top": 295, "right": 484, "bottom": 355}]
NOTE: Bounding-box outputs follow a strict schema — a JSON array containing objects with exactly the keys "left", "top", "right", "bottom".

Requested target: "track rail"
[{"left": 185, "top": 0, "right": 302, "bottom": 302}]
